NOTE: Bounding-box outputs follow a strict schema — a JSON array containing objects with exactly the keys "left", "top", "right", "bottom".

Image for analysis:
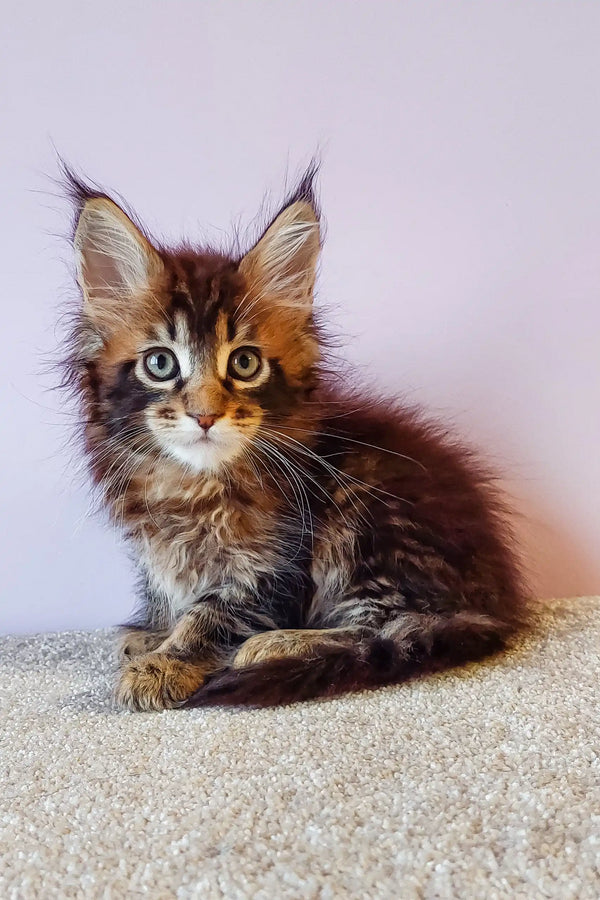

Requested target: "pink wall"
[{"left": 2, "top": 2, "right": 599, "bottom": 633}]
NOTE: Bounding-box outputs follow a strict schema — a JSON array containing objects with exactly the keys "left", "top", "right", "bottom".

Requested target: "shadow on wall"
[{"left": 503, "top": 485, "right": 600, "bottom": 600}]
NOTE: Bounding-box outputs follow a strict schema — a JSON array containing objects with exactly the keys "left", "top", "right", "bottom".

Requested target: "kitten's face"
[
  {"left": 96, "top": 260, "right": 319, "bottom": 474},
  {"left": 136, "top": 297, "right": 268, "bottom": 474},
  {"left": 72, "top": 187, "right": 321, "bottom": 477}
]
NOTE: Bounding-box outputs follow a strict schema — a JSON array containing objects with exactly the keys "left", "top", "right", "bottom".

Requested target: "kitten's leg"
[
  {"left": 185, "top": 605, "right": 514, "bottom": 708},
  {"left": 232, "top": 628, "right": 358, "bottom": 668},
  {"left": 117, "top": 627, "right": 172, "bottom": 662},
  {"left": 116, "top": 599, "right": 275, "bottom": 711}
]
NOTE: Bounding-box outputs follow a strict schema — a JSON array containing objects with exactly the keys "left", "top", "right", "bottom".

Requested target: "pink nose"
[{"left": 194, "top": 414, "right": 217, "bottom": 431}]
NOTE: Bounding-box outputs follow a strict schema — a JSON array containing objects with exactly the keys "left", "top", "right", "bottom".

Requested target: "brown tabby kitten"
[{"left": 65, "top": 166, "right": 529, "bottom": 711}]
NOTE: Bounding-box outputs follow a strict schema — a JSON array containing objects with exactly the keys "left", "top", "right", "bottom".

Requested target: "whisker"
[
  {"left": 259, "top": 425, "right": 411, "bottom": 516},
  {"left": 263, "top": 419, "right": 428, "bottom": 471}
]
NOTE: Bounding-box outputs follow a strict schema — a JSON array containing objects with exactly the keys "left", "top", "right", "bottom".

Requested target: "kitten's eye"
[
  {"left": 227, "top": 347, "right": 262, "bottom": 381},
  {"left": 143, "top": 348, "right": 180, "bottom": 381}
]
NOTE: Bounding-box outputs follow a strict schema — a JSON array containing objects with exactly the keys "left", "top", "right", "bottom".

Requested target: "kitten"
[{"left": 65, "top": 166, "right": 529, "bottom": 711}]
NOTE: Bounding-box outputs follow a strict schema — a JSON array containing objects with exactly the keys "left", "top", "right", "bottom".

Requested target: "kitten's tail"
[{"left": 184, "top": 611, "right": 522, "bottom": 709}]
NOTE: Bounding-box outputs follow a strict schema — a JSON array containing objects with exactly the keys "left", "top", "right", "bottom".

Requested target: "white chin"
[{"left": 164, "top": 439, "right": 238, "bottom": 473}]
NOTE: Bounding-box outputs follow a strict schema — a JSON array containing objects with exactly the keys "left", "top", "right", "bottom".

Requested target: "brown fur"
[
  {"left": 62, "top": 164, "right": 530, "bottom": 711},
  {"left": 232, "top": 628, "right": 354, "bottom": 667}
]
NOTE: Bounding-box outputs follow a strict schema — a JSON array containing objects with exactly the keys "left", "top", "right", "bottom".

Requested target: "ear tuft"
[
  {"left": 74, "top": 197, "right": 163, "bottom": 336},
  {"left": 239, "top": 200, "right": 321, "bottom": 308}
]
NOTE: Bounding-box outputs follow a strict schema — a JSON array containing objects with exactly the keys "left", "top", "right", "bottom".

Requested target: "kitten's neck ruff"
[
  {"left": 99, "top": 440, "right": 317, "bottom": 572},
  {"left": 105, "top": 448, "right": 296, "bottom": 623},
  {"left": 102, "top": 453, "right": 260, "bottom": 519}
]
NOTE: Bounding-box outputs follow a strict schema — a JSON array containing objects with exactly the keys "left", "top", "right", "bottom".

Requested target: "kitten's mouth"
[
  {"left": 151, "top": 419, "right": 242, "bottom": 472},
  {"left": 176, "top": 426, "right": 234, "bottom": 451},
  {"left": 180, "top": 431, "right": 215, "bottom": 447}
]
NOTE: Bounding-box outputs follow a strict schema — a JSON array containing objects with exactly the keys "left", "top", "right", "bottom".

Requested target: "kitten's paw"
[
  {"left": 117, "top": 629, "right": 171, "bottom": 662},
  {"left": 115, "top": 653, "right": 208, "bottom": 711}
]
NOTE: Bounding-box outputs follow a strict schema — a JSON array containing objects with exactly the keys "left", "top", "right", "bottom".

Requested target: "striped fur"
[{"left": 63, "top": 165, "right": 530, "bottom": 711}]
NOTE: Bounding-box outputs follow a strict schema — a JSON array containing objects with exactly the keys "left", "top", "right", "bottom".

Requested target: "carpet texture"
[{"left": 1, "top": 597, "right": 598, "bottom": 899}]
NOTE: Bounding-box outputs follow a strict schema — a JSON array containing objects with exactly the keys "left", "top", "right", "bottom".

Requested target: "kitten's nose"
[{"left": 192, "top": 414, "right": 218, "bottom": 432}]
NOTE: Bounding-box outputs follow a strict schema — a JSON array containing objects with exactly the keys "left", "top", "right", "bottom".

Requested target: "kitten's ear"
[
  {"left": 239, "top": 201, "right": 320, "bottom": 308},
  {"left": 74, "top": 197, "right": 163, "bottom": 335}
]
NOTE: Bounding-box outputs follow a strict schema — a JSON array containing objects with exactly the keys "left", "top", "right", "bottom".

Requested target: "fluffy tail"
[{"left": 184, "top": 612, "right": 520, "bottom": 709}]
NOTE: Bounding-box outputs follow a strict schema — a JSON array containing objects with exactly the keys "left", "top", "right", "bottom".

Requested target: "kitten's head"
[{"left": 68, "top": 170, "right": 322, "bottom": 478}]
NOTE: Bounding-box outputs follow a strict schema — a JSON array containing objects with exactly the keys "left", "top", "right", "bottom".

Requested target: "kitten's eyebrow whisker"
[{"left": 234, "top": 287, "right": 270, "bottom": 323}]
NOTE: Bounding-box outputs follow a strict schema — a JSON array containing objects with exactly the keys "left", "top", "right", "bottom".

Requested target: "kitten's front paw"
[{"left": 116, "top": 653, "right": 208, "bottom": 711}]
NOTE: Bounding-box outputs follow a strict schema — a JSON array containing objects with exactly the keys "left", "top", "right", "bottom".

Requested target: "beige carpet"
[{"left": 1, "top": 598, "right": 598, "bottom": 899}]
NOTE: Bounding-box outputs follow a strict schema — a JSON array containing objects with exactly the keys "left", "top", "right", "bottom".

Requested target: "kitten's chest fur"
[{"left": 121, "top": 470, "right": 289, "bottom": 619}]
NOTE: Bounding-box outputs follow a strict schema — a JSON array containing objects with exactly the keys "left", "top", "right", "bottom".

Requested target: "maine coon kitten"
[{"left": 65, "top": 166, "right": 529, "bottom": 711}]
